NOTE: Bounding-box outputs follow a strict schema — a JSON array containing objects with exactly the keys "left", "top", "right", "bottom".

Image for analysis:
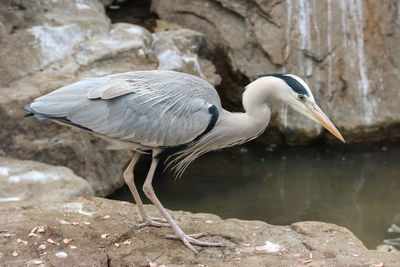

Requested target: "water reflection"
[{"left": 110, "top": 142, "right": 400, "bottom": 249}]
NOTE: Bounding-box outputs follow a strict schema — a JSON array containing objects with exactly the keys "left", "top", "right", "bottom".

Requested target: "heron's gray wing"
[{"left": 29, "top": 70, "right": 221, "bottom": 147}]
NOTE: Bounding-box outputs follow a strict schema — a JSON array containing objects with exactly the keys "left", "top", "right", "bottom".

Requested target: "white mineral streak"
[
  {"left": 0, "top": 166, "right": 9, "bottom": 176},
  {"left": 55, "top": 251, "right": 68, "bottom": 258},
  {"left": 0, "top": 197, "right": 20, "bottom": 202},
  {"left": 340, "top": 0, "right": 348, "bottom": 49},
  {"left": 62, "top": 202, "right": 94, "bottom": 216},
  {"left": 75, "top": 0, "right": 90, "bottom": 10},
  {"left": 156, "top": 48, "right": 184, "bottom": 70},
  {"left": 327, "top": 0, "right": 333, "bottom": 99},
  {"left": 298, "top": 0, "right": 313, "bottom": 77},
  {"left": 28, "top": 24, "right": 84, "bottom": 68},
  {"left": 257, "top": 241, "right": 283, "bottom": 252},
  {"left": 8, "top": 171, "right": 61, "bottom": 183},
  {"left": 182, "top": 55, "right": 206, "bottom": 78},
  {"left": 281, "top": 0, "right": 293, "bottom": 128},
  {"left": 311, "top": 0, "right": 321, "bottom": 55},
  {"left": 350, "top": 0, "right": 375, "bottom": 123}
]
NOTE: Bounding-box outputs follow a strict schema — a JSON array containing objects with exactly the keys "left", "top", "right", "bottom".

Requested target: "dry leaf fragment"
[
  {"left": 39, "top": 244, "right": 46, "bottom": 250},
  {"left": 63, "top": 239, "right": 72, "bottom": 244},
  {"left": 243, "top": 243, "right": 251, "bottom": 247},
  {"left": 267, "top": 172, "right": 274, "bottom": 178},
  {"left": 72, "top": 221, "right": 79, "bottom": 226},
  {"left": 3, "top": 233, "right": 12, "bottom": 237},
  {"left": 300, "top": 259, "right": 312, "bottom": 264},
  {"left": 28, "top": 232, "right": 39, "bottom": 237},
  {"left": 148, "top": 261, "right": 157, "bottom": 267},
  {"left": 47, "top": 238, "right": 59, "bottom": 245},
  {"left": 37, "top": 227, "right": 45, "bottom": 233},
  {"left": 114, "top": 243, "right": 120, "bottom": 248},
  {"left": 12, "top": 251, "right": 18, "bottom": 257},
  {"left": 69, "top": 245, "right": 77, "bottom": 249},
  {"left": 40, "top": 252, "right": 47, "bottom": 256},
  {"left": 102, "top": 215, "right": 110, "bottom": 220},
  {"left": 101, "top": 233, "right": 109, "bottom": 239},
  {"left": 33, "top": 260, "right": 44, "bottom": 265},
  {"left": 17, "top": 238, "right": 28, "bottom": 245},
  {"left": 233, "top": 257, "right": 241, "bottom": 261},
  {"left": 123, "top": 240, "right": 131, "bottom": 245},
  {"left": 351, "top": 253, "right": 359, "bottom": 257},
  {"left": 84, "top": 222, "right": 91, "bottom": 225}
]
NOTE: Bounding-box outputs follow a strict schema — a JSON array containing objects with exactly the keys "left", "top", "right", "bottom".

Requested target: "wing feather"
[{"left": 29, "top": 70, "right": 221, "bottom": 148}]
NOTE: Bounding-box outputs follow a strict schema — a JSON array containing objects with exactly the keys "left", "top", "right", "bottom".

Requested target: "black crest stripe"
[{"left": 256, "top": 74, "right": 309, "bottom": 96}]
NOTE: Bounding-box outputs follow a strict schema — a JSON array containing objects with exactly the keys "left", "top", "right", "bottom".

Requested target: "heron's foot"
[
  {"left": 134, "top": 217, "right": 170, "bottom": 229},
  {"left": 161, "top": 232, "right": 226, "bottom": 254}
]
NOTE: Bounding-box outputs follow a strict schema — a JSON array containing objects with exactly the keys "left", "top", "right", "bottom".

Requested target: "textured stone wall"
[{"left": 152, "top": 0, "right": 400, "bottom": 144}]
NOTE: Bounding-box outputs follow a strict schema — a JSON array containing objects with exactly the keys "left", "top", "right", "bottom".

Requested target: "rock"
[
  {"left": 0, "top": 0, "right": 220, "bottom": 196},
  {"left": 152, "top": 0, "right": 400, "bottom": 144},
  {"left": 0, "top": 156, "right": 94, "bottom": 203},
  {"left": 0, "top": 197, "right": 399, "bottom": 266},
  {"left": 153, "top": 29, "right": 221, "bottom": 86}
]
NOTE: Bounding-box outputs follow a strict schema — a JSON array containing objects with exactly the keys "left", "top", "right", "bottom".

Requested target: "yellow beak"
[{"left": 310, "top": 103, "right": 345, "bottom": 143}]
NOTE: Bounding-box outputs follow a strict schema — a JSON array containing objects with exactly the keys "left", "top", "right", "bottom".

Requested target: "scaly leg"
[
  {"left": 123, "top": 152, "right": 169, "bottom": 228},
  {"left": 142, "top": 156, "right": 225, "bottom": 254}
]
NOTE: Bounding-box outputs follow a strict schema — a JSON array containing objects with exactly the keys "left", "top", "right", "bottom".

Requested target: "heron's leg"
[
  {"left": 142, "top": 157, "right": 225, "bottom": 254},
  {"left": 123, "top": 153, "right": 169, "bottom": 228}
]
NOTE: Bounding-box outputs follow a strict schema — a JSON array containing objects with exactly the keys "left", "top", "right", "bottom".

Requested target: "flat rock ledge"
[{"left": 1, "top": 197, "right": 399, "bottom": 267}]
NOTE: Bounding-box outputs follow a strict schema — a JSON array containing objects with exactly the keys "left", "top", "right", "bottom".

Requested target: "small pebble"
[
  {"left": 101, "top": 233, "right": 109, "bottom": 239},
  {"left": 63, "top": 239, "right": 72, "bottom": 244},
  {"left": 123, "top": 240, "right": 131, "bottom": 245},
  {"left": 55, "top": 251, "right": 68, "bottom": 259},
  {"left": 33, "top": 260, "right": 45, "bottom": 265},
  {"left": 69, "top": 245, "right": 77, "bottom": 249},
  {"left": 17, "top": 238, "right": 28, "bottom": 245},
  {"left": 12, "top": 251, "right": 18, "bottom": 257},
  {"left": 102, "top": 215, "right": 110, "bottom": 220},
  {"left": 37, "top": 227, "right": 45, "bottom": 233},
  {"left": 39, "top": 244, "right": 46, "bottom": 250},
  {"left": 114, "top": 243, "right": 120, "bottom": 248},
  {"left": 233, "top": 257, "right": 241, "bottom": 261},
  {"left": 148, "top": 261, "right": 157, "bottom": 267},
  {"left": 351, "top": 253, "right": 359, "bottom": 257},
  {"left": 84, "top": 222, "right": 91, "bottom": 225},
  {"left": 243, "top": 243, "right": 250, "bottom": 247},
  {"left": 72, "top": 221, "right": 79, "bottom": 226}
]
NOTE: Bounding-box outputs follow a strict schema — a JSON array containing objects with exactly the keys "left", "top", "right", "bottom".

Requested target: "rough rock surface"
[
  {"left": 152, "top": 0, "right": 400, "bottom": 144},
  {"left": 0, "top": 156, "right": 94, "bottom": 203},
  {"left": 0, "top": 197, "right": 399, "bottom": 266},
  {"left": 0, "top": 0, "right": 220, "bottom": 196}
]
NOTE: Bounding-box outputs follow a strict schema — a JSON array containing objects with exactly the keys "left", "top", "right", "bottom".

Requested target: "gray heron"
[{"left": 24, "top": 70, "right": 344, "bottom": 253}]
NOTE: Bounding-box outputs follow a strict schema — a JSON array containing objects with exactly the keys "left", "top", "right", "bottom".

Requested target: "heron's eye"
[{"left": 298, "top": 95, "right": 305, "bottom": 100}]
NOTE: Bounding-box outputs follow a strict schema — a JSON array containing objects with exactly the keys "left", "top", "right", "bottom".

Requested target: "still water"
[{"left": 110, "top": 142, "right": 400, "bottom": 249}]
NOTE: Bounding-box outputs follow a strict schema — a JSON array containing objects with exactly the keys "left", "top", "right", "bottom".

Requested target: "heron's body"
[{"left": 25, "top": 70, "right": 344, "bottom": 253}]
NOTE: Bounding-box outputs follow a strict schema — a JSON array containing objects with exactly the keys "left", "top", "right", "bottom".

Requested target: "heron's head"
[{"left": 257, "top": 74, "right": 345, "bottom": 142}]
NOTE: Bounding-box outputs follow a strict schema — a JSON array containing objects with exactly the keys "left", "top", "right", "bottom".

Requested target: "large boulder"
[
  {"left": 152, "top": 0, "right": 400, "bottom": 144},
  {"left": 0, "top": 197, "right": 399, "bottom": 266},
  {"left": 0, "top": 0, "right": 220, "bottom": 196},
  {"left": 0, "top": 156, "right": 94, "bottom": 203}
]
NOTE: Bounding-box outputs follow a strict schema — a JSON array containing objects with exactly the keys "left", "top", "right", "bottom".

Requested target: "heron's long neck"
[{"left": 215, "top": 79, "right": 276, "bottom": 145}]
